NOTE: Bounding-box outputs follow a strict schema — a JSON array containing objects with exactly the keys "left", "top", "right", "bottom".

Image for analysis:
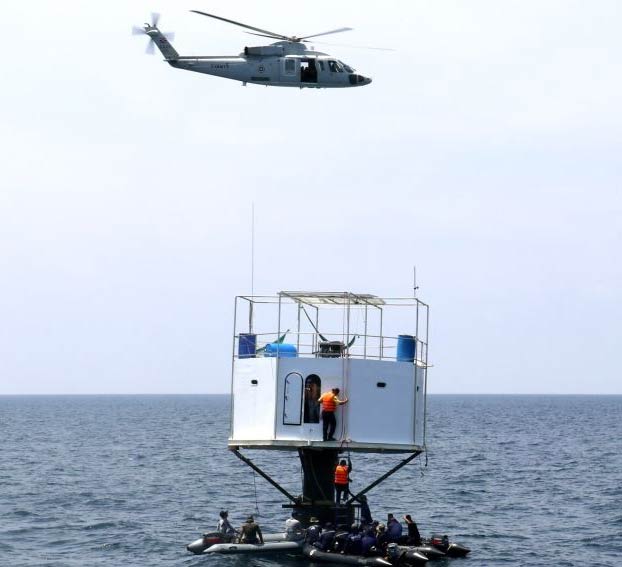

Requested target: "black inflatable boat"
[{"left": 303, "top": 543, "right": 393, "bottom": 566}]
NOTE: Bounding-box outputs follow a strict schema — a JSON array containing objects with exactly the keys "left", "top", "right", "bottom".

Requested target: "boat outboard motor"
[
  {"left": 428, "top": 534, "right": 470, "bottom": 557},
  {"left": 429, "top": 535, "right": 450, "bottom": 552},
  {"left": 186, "top": 532, "right": 223, "bottom": 555}
]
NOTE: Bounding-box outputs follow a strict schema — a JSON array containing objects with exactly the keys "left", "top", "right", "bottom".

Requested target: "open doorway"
[
  {"left": 304, "top": 374, "right": 321, "bottom": 423},
  {"left": 300, "top": 59, "right": 318, "bottom": 83}
]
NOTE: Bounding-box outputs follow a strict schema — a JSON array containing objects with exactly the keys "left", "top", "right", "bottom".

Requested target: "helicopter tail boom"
[{"left": 145, "top": 27, "right": 179, "bottom": 61}]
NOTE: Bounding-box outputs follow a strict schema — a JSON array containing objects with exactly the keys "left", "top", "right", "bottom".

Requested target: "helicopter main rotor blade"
[
  {"left": 132, "top": 25, "right": 146, "bottom": 36},
  {"left": 151, "top": 12, "right": 160, "bottom": 28},
  {"left": 245, "top": 31, "right": 288, "bottom": 40},
  {"left": 312, "top": 40, "right": 396, "bottom": 51},
  {"left": 299, "top": 27, "right": 353, "bottom": 40},
  {"left": 190, "top": 10, "right": 289, "bottom": 41}
]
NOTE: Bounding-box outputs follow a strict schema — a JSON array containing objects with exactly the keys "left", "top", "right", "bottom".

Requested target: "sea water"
[{"left": 1, "top": 395, "right": 620, "bottom": 566}]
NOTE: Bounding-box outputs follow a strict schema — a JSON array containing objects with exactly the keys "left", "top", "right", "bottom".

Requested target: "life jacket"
[
  {"left": 334, "top": 464, "right": 349, "bottom": 485},
  {"left": 320, "top": 392, "right": 337, "bottom": 412}
]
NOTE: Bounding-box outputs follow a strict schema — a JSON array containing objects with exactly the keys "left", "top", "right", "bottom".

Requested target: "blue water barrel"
[
  {"left": 396, "top": 334, "right": 416, "bottom": 362},
  {"left": 239, "top": 333, "right": 257, "bottom": 358},
  {"left": 264, "top": 343, "right": 298, "bottom": 358}
]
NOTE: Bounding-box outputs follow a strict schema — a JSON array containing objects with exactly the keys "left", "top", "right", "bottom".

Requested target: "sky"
[{"left": 1, "top": 0, "right": 620, "bottom": 395}]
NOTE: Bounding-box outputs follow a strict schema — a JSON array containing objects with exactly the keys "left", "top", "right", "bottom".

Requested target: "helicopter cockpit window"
[
  {"left": 339, "top": 61, "right": 354, "bottom": 73},
  {"left": 328, "top": 60, "right": 343, "bottom": 73},
  {"left": 318, "top": 60, "right": 325, "bottom": 71}
]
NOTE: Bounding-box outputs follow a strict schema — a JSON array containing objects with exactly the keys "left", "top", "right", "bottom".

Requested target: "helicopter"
[{"left": 132, "top": 11, "right": 372, "bottom": 88}]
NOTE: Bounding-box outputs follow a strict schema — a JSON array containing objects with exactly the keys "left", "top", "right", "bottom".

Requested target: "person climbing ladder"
[{"left": 318, "top": 387, "right": 348, "bottom": 441}]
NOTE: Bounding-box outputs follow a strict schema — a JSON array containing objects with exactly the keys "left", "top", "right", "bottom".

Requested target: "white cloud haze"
[{"left": 1, "top": 0, "right": 620, "bottom": 394}]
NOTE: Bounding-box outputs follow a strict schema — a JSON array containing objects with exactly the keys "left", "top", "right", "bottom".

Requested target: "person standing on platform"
[
  {"left": 318, "top": 387, "right": 348, "bottom": 441},
  {"left": 334, "top": 457, "right": 352, "bottom": 504}
]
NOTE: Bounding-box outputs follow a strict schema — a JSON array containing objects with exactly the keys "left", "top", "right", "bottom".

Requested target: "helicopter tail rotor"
[{"left": 132, "top": 13, "right": 177, "bottom": 59}]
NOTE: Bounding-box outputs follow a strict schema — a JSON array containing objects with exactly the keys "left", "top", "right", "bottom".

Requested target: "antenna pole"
[
  {"left": 249, "top": 202, "right": 255, "bottom": 332},
  {"left": 413, "top": 265, "right": 418, "bottom": 299}
]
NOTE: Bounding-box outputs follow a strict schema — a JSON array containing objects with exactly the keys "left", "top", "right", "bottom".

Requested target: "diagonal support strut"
[
  {"left": 345, "top": 450, "right": 422, "bottom": 506},
  {"left": 231, "top": 448, "right": 298, "bottom": 504}
]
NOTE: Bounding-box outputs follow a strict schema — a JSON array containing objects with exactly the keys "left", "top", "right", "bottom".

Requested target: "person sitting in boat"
[
  {"left": 345, "top": 524, "right": 363, "bottom": 555},
  {"left": 305, "top": 517, "right": 322, "bottom": 545},
  {"left": 403, "top": 514, "right": 422, "bottom": 546},
  {"left": 216, "top": 510, "right": 237, "bottom": 542},
  {"left": 333, "top": 524, "right": 351, "bottom": 553},
  {"left": 361, "top": 526, "right": 377, "bottom": 556},
  {"left": 375, "top": 523, "right": 390, "bottom": 552},
  {"left": 239, "top": 515, "right": 264, "bottom": 545},
  {"left": 386, "top": 513, "right": 403, "bottom": 543},
  {"left": 315, "top": 522, "right": 336, "bottom": 551},
  {"left": 284, "top": 512, "right": 303, "bottom": 541}
]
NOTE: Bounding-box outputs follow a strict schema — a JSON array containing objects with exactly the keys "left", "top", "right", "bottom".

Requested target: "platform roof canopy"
[{"left": 279, "top": 291, "right": 386, "bottom": 307}]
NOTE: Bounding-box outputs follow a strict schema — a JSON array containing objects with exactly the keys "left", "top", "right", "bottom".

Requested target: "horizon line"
[{"left": 0, "top": 392, "right": 620, "bottom": 396}]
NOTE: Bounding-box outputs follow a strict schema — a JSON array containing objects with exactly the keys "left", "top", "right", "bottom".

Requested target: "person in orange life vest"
[
  {"left": 334, "top": 457, "right": 352, "bottom": 504},
  {"left": 318, "top": 387, "right": 348, "bottom": 441}
]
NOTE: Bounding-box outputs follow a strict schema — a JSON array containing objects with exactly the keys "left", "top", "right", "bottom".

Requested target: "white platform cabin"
[{"left": 229, "top": 292, "right": 430, "bottom": 453}]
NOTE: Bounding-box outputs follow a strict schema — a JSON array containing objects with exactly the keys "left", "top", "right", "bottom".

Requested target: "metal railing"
[{"left": 233, "top": 331, "right": 429, "bottom": 365}]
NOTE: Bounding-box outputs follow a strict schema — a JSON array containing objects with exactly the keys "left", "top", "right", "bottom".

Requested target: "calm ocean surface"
[{"left": 1, "top": 395, "right": 620, "bottom": 566}]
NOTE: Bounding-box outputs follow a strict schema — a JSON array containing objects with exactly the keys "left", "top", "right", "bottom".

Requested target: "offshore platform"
[{"left": 228, "top": 291, "right": 430, "bottom": 527}]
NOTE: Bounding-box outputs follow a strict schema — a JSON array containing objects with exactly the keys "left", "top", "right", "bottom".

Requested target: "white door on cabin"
[{"left": 283, "top": 372, "right": 303, "bottom": 425}]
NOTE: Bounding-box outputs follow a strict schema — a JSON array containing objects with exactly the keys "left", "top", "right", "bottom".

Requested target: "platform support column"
[
  {"left": 298, "top": 448, "right": 338, "bottom": 503},
  {"left": 294, "top": 448, "right": 355, "bottom": 526}
]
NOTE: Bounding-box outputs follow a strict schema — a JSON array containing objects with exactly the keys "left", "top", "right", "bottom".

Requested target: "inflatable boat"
[
  {"left": 303, "top": 543, "right": 394, "bottom": 566},
  {"left": 386, "top": 544, "right": 432, "bottom": 564},
  {"left": 187, "top": 531, "right": 302, "bottom": 555},
  {"left": 425, "top": 535, "right": 471, "bottom": 557}
]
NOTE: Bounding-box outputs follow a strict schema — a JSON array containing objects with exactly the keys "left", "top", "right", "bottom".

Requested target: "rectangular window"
[{"left": 285, "top": 59, "right": 295, "bottom": 74}]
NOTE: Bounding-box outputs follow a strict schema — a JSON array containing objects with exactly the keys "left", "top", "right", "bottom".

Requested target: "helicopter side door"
[
  {"left": 280, "top": 57, "right": 299, "bottom": 85},
  {"left": 300, "top": 59, "right": 318, "bottom": 84}
]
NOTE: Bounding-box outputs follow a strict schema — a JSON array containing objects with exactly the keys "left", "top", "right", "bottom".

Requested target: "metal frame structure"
[
  {"left": 228, "top": 290, "right": 431, "bottom": 526},
  {"left": 231, "top": 291, "right": 430, "bottom": 364}
]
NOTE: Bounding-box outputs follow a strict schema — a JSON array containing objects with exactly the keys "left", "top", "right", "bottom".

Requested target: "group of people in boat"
[
  {"left": 305, "top": 513, "right": 423, "bottom": 556},
  {"left": 215, "top": 508, "right": 421, "bottom": 554},
  {"left": 216, "top": 510, "right": 264, "bottom": 544}
]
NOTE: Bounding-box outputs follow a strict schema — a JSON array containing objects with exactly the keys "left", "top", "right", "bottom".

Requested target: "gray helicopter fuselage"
[
  {"left": 170, "top": 53, "right": 370, "bottom": 88},
  {"left": 143, "top": 28, "right": 371, "bottom": 88}
]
